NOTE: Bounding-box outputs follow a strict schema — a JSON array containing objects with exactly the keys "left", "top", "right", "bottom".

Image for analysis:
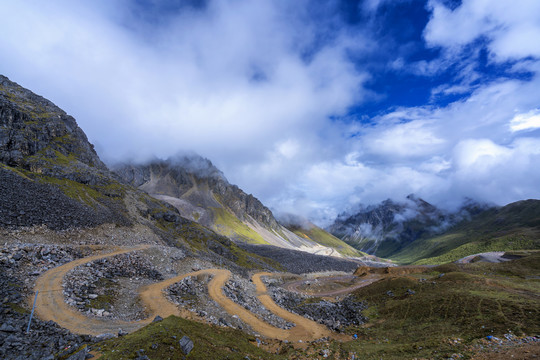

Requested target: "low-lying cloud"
[{"left": 0, "top": 0, "right": 539, "bottom": 226}]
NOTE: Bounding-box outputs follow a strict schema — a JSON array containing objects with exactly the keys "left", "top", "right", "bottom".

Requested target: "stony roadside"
[
  {"left": 63, "top": 252, "right": 165, "bottom": 321},
  {"left": 223, "top": 275, "right": 295, "bottom": 330},
  {"left": 166, "top": 274, "right": 251, "bottom": 331},
  {"left": 264, "top": 277, "right": 367, "bottom": 332},
  {"left": 0, "top": 244, "right": 93, "bottom": 360}
]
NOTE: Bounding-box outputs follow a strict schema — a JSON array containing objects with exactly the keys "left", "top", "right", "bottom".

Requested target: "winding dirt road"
[
  {"left": 33, "top": 246, "right": 339, "bottom": 341},
  {"left": 33, "top": 245, "right": 153, "bottom": 335}
]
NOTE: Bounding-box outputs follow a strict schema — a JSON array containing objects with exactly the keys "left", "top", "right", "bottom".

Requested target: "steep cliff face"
[
  {"left": 0, "top": 75, "right": 109, "bottom": 185},
  {"left": 114, "top": 157, "right": 345, "bottom": 256}
]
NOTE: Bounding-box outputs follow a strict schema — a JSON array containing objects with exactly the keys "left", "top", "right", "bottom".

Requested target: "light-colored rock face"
[{"left": 114, "top": 158, "right": 343, "bottom": 257}]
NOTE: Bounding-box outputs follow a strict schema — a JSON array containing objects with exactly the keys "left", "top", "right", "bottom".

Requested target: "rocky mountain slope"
[
  {"left": 278, "top": 213, "right": 363, "bottom": 257},
  {"left": 0, "top": 74, "right": 296, "bottom": 272},
  {"left": 327, "top": 195, "right": 489, "bottom": 258},
  {"left": 114, "top": 158, "right": 351, "bottom": 257}
]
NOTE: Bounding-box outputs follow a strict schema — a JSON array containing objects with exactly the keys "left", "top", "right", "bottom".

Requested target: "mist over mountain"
[
  {"left": 113, "top": 155, "right": 359, "bottom": 257},
  {"left": 327, "top": 194, "right": 493, "bottom": 258}
]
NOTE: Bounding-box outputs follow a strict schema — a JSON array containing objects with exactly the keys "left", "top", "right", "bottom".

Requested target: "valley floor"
[{"left": 1, "top": 237, "right": 539, "bottom": 359}]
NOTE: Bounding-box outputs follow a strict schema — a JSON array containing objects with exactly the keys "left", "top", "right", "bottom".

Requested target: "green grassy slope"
[
  {"left": 211, "top": 206, "right": 270, "bottom": 245},
  {"left": 96, "top": 316, "right": 290, "bottom": 360},
  {"left": 339, "top": 251, "right": 540, "bottom": 359},
  {"left": 390, "top": 200, "right": 540, "bottom": 265},
  {"left": 291, "top": 225, "right": 365, "bottom": 257}
]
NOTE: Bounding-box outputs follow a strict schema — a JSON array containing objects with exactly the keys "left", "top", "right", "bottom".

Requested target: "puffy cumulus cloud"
[
  {"left": 425, "top": 0, "right": 540, "bottom": 61},
  {"left": 450, "top": 137, "right": 540, "bottom": 204},
  {"left": 264, "top": 73, "right": 540, "bottom": 225},
  {"left": 363, "top": 120, "right": 446, "bottom": 158},
  {"left": 0, "top": 0, "right": 367, "bottom": 165},
  {"left": 0, "top": 0, "right": 539, "bottom": 227}
]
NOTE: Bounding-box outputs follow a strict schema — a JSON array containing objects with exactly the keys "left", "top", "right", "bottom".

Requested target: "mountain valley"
[{"left": 1, "top": 75, "right": 539, "bottom": 359}]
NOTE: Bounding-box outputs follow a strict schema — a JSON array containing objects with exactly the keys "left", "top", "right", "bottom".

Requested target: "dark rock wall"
[{"left": 0, "top": 75, "right": 106, "bottom": 172}]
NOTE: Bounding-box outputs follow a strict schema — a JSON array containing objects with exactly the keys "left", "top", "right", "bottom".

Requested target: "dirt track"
[
  {"left": 33, "top": 247, "right": 340, "bottom": 341},
  {"left": 33, "top": 245, "right": 153, "bottom": 335}
]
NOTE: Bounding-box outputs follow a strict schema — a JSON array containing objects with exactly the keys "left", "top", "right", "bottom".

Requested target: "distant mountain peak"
[{"left": 327, "top": 195, "right": 491, "bottom": 257}]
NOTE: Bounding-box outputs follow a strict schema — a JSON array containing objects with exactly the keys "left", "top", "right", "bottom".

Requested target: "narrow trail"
[{"left": 33, "top": 246, "right": 349, "bottom": 341}]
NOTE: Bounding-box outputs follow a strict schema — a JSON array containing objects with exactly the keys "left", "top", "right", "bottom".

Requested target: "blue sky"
[{"left": 1, "top": 0, "right": 539, "bottom": 225}]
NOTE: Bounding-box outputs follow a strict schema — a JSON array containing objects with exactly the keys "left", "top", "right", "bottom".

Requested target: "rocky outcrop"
[
  {"left": 0, "top": 244, "right": 91, "bottom": 360},
  {"left": 0, "top": 75, "right": 109, "bottom": 185},
  {"left": 266, "top": 281, "right": 367, "bottom": 332}
]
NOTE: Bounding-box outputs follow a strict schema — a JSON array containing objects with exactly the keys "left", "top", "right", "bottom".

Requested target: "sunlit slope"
[
  {"left": 289, "top": 224, "right": 364, "bottom": 257},
  {"left": 115, "top": 159, "right": 346, "bottom": 256}
]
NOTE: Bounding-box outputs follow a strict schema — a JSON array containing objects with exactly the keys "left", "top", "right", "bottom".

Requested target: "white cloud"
[
  {"left": 510, "top": 109, "right": 540, "bottom": 132},
  {"left": 453, "top": 139, "right": 512, "bottom": 171},
  {"left": 425, "top": 0, "right": 540, "bottom": 61},
  {"left": 0, "top": 0, "right": 367, "bottom": 165},
  {"left": 0, "top": 0, "right": 539, "bottom": 227},
  {"left": 364, "top": 120, "right": 446, "bottom": 158}
]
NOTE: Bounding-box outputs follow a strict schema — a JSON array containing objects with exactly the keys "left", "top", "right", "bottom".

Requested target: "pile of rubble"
[
  {"left": 266, "top": 281, "right": 367, "bottom": 331},
  {"left": 223, "top": 277, "right": 295, "bottom": 330},
  {"left": 63, "top": 252, "right": 163, "bottom": 320}
]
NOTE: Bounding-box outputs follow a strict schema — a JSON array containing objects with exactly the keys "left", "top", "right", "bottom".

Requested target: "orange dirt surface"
[{"left": 32, "top": 246, "right": 347, "bottom": 342}]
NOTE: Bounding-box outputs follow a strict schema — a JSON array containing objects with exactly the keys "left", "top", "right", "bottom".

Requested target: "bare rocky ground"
[
  {"left": 0, "top": 233, "right": 375, "bottom": 359},
  {"left": 223, "top": 275, "right": 295, "bottom": 330},
  {"left": 63, "top": 252, "right": 165, "bottom": 321},
  {"left": 0, "top": 244, "right": 93, "bottom": 360},
  {"left": 166, "top": 274, "right": 250, "bottom": 331},
  {"left": 263, "top": 276, "right": 368, "bottom": 332}
]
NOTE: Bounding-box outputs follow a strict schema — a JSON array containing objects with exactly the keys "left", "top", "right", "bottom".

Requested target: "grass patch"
[
  {"left": 211, "top": 207, "right": 269, "bottom": 245},
  {"left": 7, "top": 302, "right": 30, "bottom": 314},
  {"left": 38, "top": 176, "right": 104, "bottom": 207},
  {"left": 97, "top": 315, "right": 290, "bottom": 360},
  {"left": 337, "top": 253, "right": 540, "bottom": 359},
  {"left": 291, "top": 226, "right": 364, "bottom": 257}
]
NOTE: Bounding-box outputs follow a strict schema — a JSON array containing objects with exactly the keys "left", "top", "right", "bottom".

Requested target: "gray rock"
[
  {"left": 95, "top": 333, "right": 115, "bottom": 341},
  {"left": 66, "top": 347, "right": 88, "bottom": 360},
  {"left": 0, "top": 323, "right": 17, "bottom": 333},
  {"left": 179, "top": 336, "right": 194, "bottom": 355}
]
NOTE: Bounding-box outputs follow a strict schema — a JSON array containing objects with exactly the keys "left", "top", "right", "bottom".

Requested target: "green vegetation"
[
  {"left": 39, "top": 176, "right": 104, "bottom": 207},
  {"left": 0, "top": 163, "right": 33, "bottom": 180},
  {"left": 97, "top": 315, "right": 290, "bottom": 360},
  {"left": 211, "top": 207, "right": 269, "bottom": 245},
  {"left": 96, "top": 253, "right": 540, "bottom": 359},
  {"left": 153, "top": 210, "right": 282, "bottom": 271},
  {"left": 337, "top": 252, "right": 540, "bottom": 359},
  {"left": 390, "top": 201, "right": 540, "bottom": 265},
  {"left": 6, "top": 302, "right": 30, "bottom": 314},
  {"left": 292, "top": 226, "right": 364, "bottom": 257}
]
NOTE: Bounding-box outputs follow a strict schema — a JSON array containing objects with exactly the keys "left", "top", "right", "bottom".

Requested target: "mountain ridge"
[{"left": 114, "top": 157, "right": 360, "bottom": 257}]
